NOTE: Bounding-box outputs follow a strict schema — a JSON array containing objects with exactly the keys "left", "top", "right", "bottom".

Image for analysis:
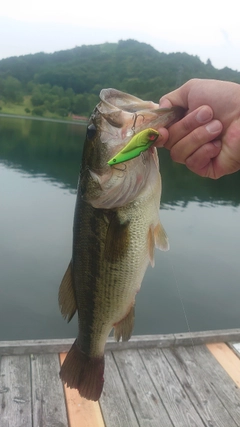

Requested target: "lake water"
[{"left": 1, "top": 116, "right": 240, "bottom": 341}]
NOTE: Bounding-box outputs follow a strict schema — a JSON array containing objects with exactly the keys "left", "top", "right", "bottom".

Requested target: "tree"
[
  {"left": 31, "top": 91, "right": 45, "bottom": 106},
  {"left": 50, "top": 85, "right": 64, "bottom": 98},
  {"left": 1, "top": 40, "right": 240, "bottom": 119},
  {"left": 32, "top": 106, "right": 45, "bottom": 116},
  {"left": 72, "top": 94, "right": 89, "bottom": 114},
  {"left": 57, "top": 97, "right": 71, "bottom": 110},
  {"left": 3, "top": 76, "right": 23, "bottom": 103},
  {"left": 65, "top": 88, "right": 75, "bottom": 99}
]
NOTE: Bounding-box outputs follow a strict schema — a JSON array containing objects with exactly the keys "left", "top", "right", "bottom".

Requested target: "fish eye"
[{"left": 86, "top": 123, "right": 97, "bottom": 140}]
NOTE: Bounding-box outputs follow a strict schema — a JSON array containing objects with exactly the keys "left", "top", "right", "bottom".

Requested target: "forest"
[{"left": 0, "top": 39, "right": 240, "bottom": 119}]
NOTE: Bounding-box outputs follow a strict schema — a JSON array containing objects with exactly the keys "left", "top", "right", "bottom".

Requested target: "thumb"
[
  {"left": 159, "top": 85, "right": 189, "bottom": 109},
  {"left": 159, "top": 97, "right": 173, "bottom": 108}
]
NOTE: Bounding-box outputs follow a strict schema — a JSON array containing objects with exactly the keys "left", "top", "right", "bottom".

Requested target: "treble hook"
[{"left": 131, "top": 113, "right": 145, "bottom": 132}]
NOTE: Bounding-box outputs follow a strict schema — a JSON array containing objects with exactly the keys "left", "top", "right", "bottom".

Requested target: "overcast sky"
[{"left": 1, "top": 0, "right": 240, "bottom": 71}]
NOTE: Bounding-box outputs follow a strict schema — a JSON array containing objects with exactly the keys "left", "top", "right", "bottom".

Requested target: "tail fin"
[{"left": 60, "top": 340, "right": 105, "bottom": 401}]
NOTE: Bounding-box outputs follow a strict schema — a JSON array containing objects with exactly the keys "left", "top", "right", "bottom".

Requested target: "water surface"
[{"left": 1, "top": 116, "right": 240, "bottom": 340}]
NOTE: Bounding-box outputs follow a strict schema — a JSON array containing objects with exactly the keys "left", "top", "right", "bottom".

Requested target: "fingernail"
[
  {"left": 213, "top": 140, "right": 221, "bottom": 148},
  {"left": 205, "top": 120, "right": 222, "bottom": 134},
  {"left": 155, "top": 132, "right": 166, "bottom": 147},
  {"left": 159, "top": 98, "right": 172, "bottom": 108},
  {"left": 196, "top": 107, "right": 212, "bottom": 123}
]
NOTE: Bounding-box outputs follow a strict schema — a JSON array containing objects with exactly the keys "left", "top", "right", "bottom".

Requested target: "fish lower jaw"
[{"left": 89, "top": 175, "right": 151, "bottom": 209}]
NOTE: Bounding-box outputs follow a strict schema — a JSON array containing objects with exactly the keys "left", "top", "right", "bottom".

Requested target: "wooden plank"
[
  {"left": 0, "top": 335, "right": 175, "bottom": 355},
  {"left": 0, "top": 336, "right": 175, "bottom": 356},
  {"left": 192, "top": 345, "right": 240, "bottom": 425},
  {"left": 230, "top": 342, "right": 240, "bottom": 359},
  {"left": 230, "top": 343, "right": 240, "bottom": 357},
  {"left": 31, "top": 353, "right": 68, "bottom": 427},
  {"left": 100, "top": 351, "right": 139, "bottom": 427},
  {"left": 112, "top": 349, "right": 173, "bottom": 427},
  {"left": 106, "top": 333, "right": 175, "bottom": 351},
  {"left": 232, "top": 343, "right": 240, "bottom": 356},
  {"left": 140, "top": 347, "right": 205, "bottom": 427},
  {"left": 1, "top": 329, "right": 240, "bottom": 355},
  {"left": 206, "top": 343, "right": 240, "bottom": 387},
  {"left": 59, "top": 353, "right": 105, "bottom": 427},
  {"left": 173, "top": 329, "right": 240, "bottom": 346},
  {"left": 0, "top": 339, "right": 74, "bottom": 356},
  {"left": 163, "top": 346, "right": 239, "bottom": 427},
  {"left": 0, "top": 355, "right": 32, "bottom": 427}
]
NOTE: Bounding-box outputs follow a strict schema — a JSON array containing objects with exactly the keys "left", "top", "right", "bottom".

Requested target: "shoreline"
[{"left": 0, "top": 112, "right": 88, "bottom": 125}]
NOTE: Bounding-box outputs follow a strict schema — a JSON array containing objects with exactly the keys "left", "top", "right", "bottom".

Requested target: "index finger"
[
  {"left": 170, "top": 118, "right": 223, "bottom": 164},
  {"left": 165, "top": 106, "right": 214, "bottom": 150}
]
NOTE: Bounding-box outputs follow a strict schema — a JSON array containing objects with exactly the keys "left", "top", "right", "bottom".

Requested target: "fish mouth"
[
  {"left": 82, "top": 89, "right": 185, "bottom": 208},
  {"left": 94, "top": 89, "right": 184, "bottom": 168},
  {"left": 97, "top": 88, "right": 185, "bottom": 133}
]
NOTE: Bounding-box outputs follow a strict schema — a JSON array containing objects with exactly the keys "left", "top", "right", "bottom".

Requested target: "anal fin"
[
  {"left": 114, "top": 305, "right": 135, "bottom": 342},
  {"left": 58, "top": 261, "right": 77, "bottom": 322}
]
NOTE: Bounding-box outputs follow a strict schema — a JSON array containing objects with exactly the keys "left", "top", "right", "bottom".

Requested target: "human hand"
[{"left": 156, "top": 79, "right": 240, "bottom": 178}]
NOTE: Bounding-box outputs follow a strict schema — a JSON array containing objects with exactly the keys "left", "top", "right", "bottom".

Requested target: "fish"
[{"left": 58, "top": 88, "right": 184, "bottom": 401}]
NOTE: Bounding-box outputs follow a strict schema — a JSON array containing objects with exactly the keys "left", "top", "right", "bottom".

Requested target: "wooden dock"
[{"left": 1, "top": 329, "right": 240, "bottom": 427}]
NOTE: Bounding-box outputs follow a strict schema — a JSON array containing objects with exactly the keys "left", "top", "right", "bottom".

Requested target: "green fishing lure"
[{"left": 107, "top": 128, "right": 159, "bottom": 166}]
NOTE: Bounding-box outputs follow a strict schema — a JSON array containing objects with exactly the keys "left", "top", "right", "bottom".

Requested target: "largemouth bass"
[{"left": 59, "top": 88, "right": 184, "bottom": 401}]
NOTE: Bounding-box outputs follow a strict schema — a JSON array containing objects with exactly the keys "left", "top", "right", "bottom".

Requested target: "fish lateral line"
[{"left": 107, "top": 128, "right": 159, "bottom": 166}]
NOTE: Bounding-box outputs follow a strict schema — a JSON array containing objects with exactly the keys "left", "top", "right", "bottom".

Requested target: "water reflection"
[
  {"left": 159, "top": 148, "right": 240, "bottom": 208},
  {"left": 0, "top": 116, "right": 86, "bottom": 190},
  {"left": 1, "top": 116, "right": 240, "bottom": 206},
  {"left": 1, "top": 163, "right": 76, "bottom": 340},
  {"left": 1, "top": 117, "right": 240, "bottom": 340}
]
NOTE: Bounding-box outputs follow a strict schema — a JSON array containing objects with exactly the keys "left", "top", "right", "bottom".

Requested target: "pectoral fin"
[
  {"left": 104, "top": 213, "right": 130, "bottom": 263},
  {"left": 114, "top": 305, "right": 135, "bottom": 342},
  {"left": 58, "top": 261, "right": 77, "bottom": 322},
  {"left": 148, "top": 222, "right": 169, "bottom": 267},
  {"left": 148, "top": 226, "right": 155, "bottom": 267}
]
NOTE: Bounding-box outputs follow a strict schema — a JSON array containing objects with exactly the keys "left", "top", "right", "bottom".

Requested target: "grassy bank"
[
  {"left": 0, "top": 97, "right": 32, "bottom": 116},
  {"left": 0, "top": 97, "right": 86, "bottom": 122}
]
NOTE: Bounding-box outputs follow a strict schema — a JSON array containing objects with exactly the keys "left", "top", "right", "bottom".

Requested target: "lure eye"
[{"left": 86, "top": 123, "right": 97, "bottom": 140}]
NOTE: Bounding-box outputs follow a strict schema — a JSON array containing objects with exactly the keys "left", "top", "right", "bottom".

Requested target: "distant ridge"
[{"left": 0, "top": 39, "right": 239, "bottom": 116}]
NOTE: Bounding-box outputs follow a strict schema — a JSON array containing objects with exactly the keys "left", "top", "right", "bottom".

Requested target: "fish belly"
[
  {"left": 59, "top": 171, "right": 161, "bottom": 401},
  {"left": 73, "top": 196, "right": 156, "bottom": 357}
]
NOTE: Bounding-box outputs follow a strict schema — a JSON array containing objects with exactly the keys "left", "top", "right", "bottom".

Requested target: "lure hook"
[{"left": 131, "top": 113, "right": 145, "bottom": 132}]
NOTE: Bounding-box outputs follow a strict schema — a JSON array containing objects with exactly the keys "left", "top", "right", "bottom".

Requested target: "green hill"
[{"left": 0, "top": 39, "right": 240, "bottom": 118}]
